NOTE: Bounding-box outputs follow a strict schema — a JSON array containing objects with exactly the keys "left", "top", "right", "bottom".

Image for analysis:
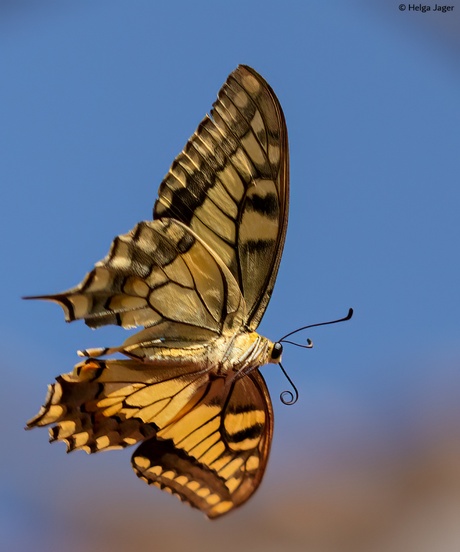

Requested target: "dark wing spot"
[{"left": 245, "top": 192, "right": 279, "bottom": 218}]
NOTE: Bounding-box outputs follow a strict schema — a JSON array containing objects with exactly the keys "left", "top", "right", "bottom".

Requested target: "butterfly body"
[{"left": 27, "top": 65, "right": 288, "bottom": 518}]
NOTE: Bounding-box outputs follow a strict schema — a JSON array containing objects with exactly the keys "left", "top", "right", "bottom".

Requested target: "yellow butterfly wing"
[
  {"left": 133, "top": 369, "right": 273, "bottom": 518},
  {"left": 28, "top": 356, "right": 273, "bottom": 518},
  {"left": 154, "top": 65, "right": 289, "bottom": 329},
  {"left": 27, "top": 65, "right": 288, "bottom": 518}
]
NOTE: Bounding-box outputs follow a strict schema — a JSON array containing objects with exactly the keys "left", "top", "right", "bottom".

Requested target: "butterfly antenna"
[
  {"left": 278, "top": 362, "right": 299, "bottom": 405},
  {"left": 279, "top": 307, "right": 353, "bottom": 347},
  {"left": 281, "top": 338, "right": 313, "bottom": 350}
]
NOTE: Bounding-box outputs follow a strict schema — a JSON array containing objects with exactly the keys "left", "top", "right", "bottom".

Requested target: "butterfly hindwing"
[
  {"left": 132, "top": 369, "right": 273, "bottom": 518},
  {"left": 27, "top": 218, "right": 247, "bottom": 358}
]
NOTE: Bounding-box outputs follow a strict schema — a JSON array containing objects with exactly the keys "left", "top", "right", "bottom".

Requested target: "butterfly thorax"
[{"left": 215, "top": 331, "right": 280, "bottom": 379}]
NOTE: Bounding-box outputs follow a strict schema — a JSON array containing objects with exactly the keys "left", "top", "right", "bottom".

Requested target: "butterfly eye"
[{"left": 271, "top": 342, "right": 283, "bottom": 360}]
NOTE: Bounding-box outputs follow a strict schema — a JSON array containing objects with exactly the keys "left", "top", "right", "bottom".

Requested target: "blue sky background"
[{"left": 2, "top": 2, "right": 459, "bottom": 551}]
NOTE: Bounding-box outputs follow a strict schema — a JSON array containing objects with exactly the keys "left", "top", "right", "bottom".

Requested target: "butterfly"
[{"left": 26, "top": 65, "right": 289, "bottom": 519}]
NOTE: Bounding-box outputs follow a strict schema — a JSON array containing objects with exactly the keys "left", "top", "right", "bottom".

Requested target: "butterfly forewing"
[
  {"left": 27, "top": 65, "right": 289, "bottom": 519},
  {"left": 154, "top": 65, "right": 289, "bottom": 329},
  {"left": 27, "top": 358, "right": 214, "bottom": 453}
]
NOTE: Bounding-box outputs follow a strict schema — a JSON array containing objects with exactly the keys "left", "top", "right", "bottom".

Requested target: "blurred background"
[{"left": 1, "top": 1, "right": 459, "bottom": 551}]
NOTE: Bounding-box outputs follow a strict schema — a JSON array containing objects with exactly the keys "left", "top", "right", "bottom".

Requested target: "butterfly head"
[{"left": 269, "top": 342, "right": 283, "bottom": 363}]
